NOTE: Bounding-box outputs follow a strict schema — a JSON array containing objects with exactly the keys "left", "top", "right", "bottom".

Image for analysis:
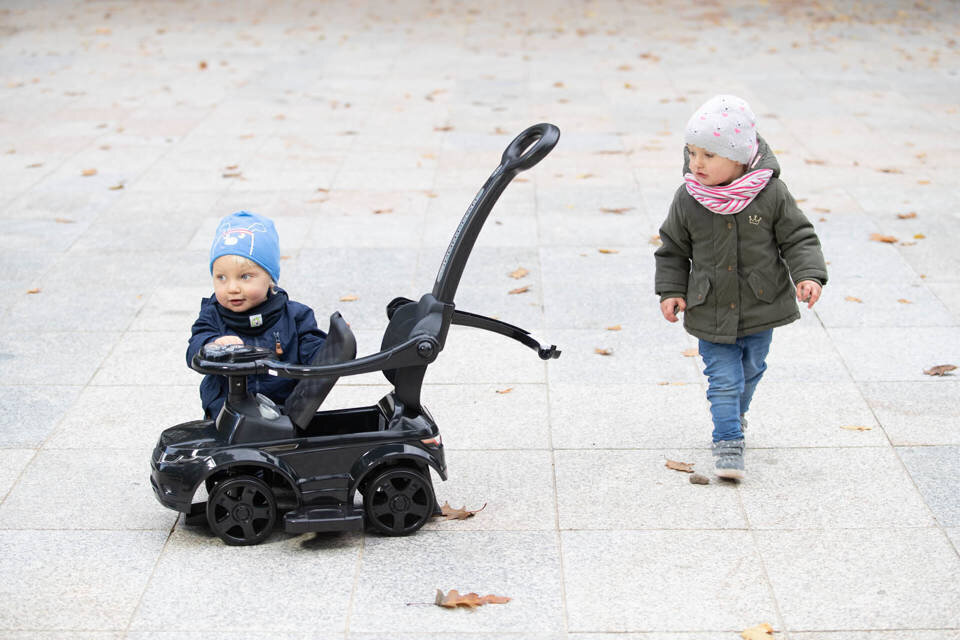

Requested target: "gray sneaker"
[{"left": 712, "top": 438, "right": 745, "bottom": 480}]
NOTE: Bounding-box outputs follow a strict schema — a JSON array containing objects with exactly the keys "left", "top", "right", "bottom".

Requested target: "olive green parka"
[{"left": 654, "top": 136, "right": 828, "bottom": 344}]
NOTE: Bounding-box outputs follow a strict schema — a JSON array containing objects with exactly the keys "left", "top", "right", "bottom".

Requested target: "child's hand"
[
  {"left": 796, "top": 280, "right": 822, "bottom": 309},
  {"left": 213, "top": 335, "right": 244, "bottom": 346},
  {"left": 660, "top": 297, "right": 686, "bottom": 323}
]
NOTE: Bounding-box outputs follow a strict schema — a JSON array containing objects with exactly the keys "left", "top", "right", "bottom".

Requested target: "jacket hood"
[{"left": 682, "top": 134, "right": 780, "bottom": 179}]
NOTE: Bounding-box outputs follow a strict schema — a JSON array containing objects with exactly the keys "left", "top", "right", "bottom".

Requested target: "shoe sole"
[{"left": 715, "top": 468, "right": 745, "bottom": 480}]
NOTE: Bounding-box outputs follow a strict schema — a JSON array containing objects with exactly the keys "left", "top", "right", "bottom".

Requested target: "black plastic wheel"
[
  {"left": 206, "top": 475, "right": 277, "bottom": 546},
  {"left": 363, "top": 467, "right": 434, "bottom": 536}
]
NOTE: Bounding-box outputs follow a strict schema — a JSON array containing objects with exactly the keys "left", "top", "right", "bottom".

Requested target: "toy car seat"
[{"left": 285, "top": 311, "right": 357, "bottom": 429}]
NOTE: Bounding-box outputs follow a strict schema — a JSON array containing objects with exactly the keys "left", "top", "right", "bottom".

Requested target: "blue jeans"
[{"left": 698, "top": 329, "right": 773, "bottom": 442}]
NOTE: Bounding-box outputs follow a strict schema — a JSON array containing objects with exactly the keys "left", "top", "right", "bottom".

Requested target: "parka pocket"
[
  {"left": 747, "top": 270, "right": 776, "bottom": 304},
  {"left": 686, "top": 270, "right": 711, "bottom": 309}
]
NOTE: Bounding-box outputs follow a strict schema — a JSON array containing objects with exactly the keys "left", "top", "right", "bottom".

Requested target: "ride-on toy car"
[{"left": 150, "top": 123, "right": 562, "bottom": 545}]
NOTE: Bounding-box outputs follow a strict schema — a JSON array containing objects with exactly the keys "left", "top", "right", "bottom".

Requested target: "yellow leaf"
[
  {"left": 598, "top": 248, "right": 619, "bottom": 254},
  {"left": 577, "top": 173, "right": 596, "bottom": 179},
  {"left": 898, "top": 298, "right": 912, "bottom": 304},
  {"left": 339, "top": 294, "right": 359, "bottom": 302},
  {"left": 845, "top": 296, "right": 863, "bottom": 303},
  {"left": 595, "top": 348, "right": 613, "bottom": 356},
  {"left": 840, "top": 425, "right": 872, "bottom": 431},
  {"left": 682, "top": 348, "right": 698, "bottom": 357},
  {"left": 869, "top": 233, "right": 898, "bottom": 243},
  {"left": 26, "top": 287, "right": 41, "bottom": 294},
  {"left": 649, "top": 235, "right": 662, "bottom": 246},
  {"left": 509, "top": 267, "right": 529, "bottom": 279},
  {"left": 81, "top": 168, "right": 97, "bottom": 177},
  {"left": 508, "top": 286, "right": 530, "bottom": 295},
  {"left": 897, "top": 212, "right": 917, "bottom": 219},
  {"left": 741, "top": 623, "right": 775, "bottom": 639},
  {"left": 914, "top": 233, "right": 926, "bottom": 239},
  {"left": 109, "top": 183, "right": 124, "bottom": 190},
  {"left": 54, "top": 217, "right": 75, "bottom": 224},
  {"left": 606, "top": 324, "right": 622, "bottom": 331}
]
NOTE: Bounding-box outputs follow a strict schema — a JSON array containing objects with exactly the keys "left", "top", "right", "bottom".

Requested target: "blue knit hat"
[{"left": 209, "top": 211, "right": 281, "bottom": 283}]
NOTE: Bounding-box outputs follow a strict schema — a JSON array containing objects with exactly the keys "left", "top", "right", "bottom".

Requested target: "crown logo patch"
[{"left": 749, "top": 215, "right": 762, "bottom": 225}]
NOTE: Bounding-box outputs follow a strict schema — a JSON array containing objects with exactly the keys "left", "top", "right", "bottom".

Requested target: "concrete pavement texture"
[{"left": 1, "top": 0, "right": 959, "bottom": 637}]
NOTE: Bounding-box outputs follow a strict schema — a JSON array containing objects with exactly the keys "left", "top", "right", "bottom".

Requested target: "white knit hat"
[{"left": 684, "top": 95, "right": 758, "bottom": 165}]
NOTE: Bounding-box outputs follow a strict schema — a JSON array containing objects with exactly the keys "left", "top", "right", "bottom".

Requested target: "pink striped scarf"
[{"left": 684, "top": 168, "right": 773, "bottom": 215}]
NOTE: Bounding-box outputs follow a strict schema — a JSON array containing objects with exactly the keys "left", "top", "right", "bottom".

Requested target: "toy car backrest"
[{"left": 284, "top": 311, "right": 357, "bottom": 429}]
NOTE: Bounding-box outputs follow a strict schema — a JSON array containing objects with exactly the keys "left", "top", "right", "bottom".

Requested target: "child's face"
[
  {"left": 212, "top": 255, "right": 271, "bottom": 313},
  {"left": 686, "top": 144, "right": 746, "bottom": 186}
]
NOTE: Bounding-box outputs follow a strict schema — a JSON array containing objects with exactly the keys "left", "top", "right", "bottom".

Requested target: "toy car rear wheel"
[
  {"left": 363, "top": 467, "right": 434, "bottom": 536},
  {"left": 206, "top": 475, "right": 277, "bottom": 546}
]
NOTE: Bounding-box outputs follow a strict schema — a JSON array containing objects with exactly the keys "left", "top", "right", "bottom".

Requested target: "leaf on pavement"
[
  {"left": 509, "top": 267, "right": 529, "bottom": 279},
  {"left": 339, "top": 294, "right": 359, "bottom": 302},
  {"left": 26, "top": 287, "right": 41, "bottom": 294},
  {"left": 897, "top": 298, "right": 912, "bottom": 304},
  {"left": 682, "top": 348, "right": 698, "bottom": 357},
  {"left": 373, "top": 208, "right": 393, "bottom": 214},
  {"left": 897, "top": 212, "right": 917, "bottom": 219},
  {"left": 665, "top": 459, "right": 695, "bottom": 473},
  {"left": 600, "top": 207, "right": 632, "bottom": 214},
  {"left": 54, "top": 217, "right": 75, "bottom": 224},
  {"left": 845, "top": 296, "right": 863, "bottom": 303},
  {"left": 495, "top": 387, "right": 513, "bottom": 394},
  {"left": 81, "top": 168, "right": 97, "bottom": 176},
  {"left": 435, "top": 588, "right": 510, "bottom": 609},
  {"left": 598, "top": 248, "right": 619, "bottom": 254},
  {"left": 649, "top": 235, "right": 662, "bottom": 246},
  {"left": 741, "top": 623, "right": 775, "bottom": 639},
  {"left": 595, "top": 348, "right": 613, "bottom": 356},
  {"left": 438, "top": 501, "right": 487, "bottom": 520},
  {"left": 924, "top": 364, "right": 957, "bottom": 376},
  {"left": 606, "top": 324, "right": 622, "bottom": 331},
  {"left": 840, "top": 425, "right": 872, "bottom": 431},
  {"left": 870, "top": 233, "right": 898, "bottom": 243},
  {"left": 508, "top": 285, "right": 530, "bottom": 295}
]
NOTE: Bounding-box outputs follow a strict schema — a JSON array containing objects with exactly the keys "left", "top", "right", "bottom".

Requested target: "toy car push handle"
[{"left": 432, "top": 123, "right": 560, "bottom": 304}]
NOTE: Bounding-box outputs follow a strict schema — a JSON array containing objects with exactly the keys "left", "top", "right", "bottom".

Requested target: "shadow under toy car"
[{"left": 150, "top": 123, "right": 562, "bottom": 545}]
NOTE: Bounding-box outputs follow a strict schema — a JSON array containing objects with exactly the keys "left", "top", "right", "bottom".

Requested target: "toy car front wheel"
[
  {"left": 363, "top": 467, "right": 434, "bottom": 536},
  {"left": 206, "top": 475, "right": 277, "bottom": 546}
]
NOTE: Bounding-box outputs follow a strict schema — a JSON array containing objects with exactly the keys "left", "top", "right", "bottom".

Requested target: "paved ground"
[{"left": 1, "top": 0, "right": 959, "bottom": 637}]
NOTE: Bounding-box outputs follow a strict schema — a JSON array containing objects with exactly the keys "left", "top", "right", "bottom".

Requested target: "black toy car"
[{"left": 151, "top": 123, "right": 562, "bottom": 545}]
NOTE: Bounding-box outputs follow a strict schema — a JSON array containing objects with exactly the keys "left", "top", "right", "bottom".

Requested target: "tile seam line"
[{"left": 122, "top": 515, "right": 178, "bottom": 634}]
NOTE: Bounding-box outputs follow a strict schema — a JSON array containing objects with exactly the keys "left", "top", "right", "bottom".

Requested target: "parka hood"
[{"left": 682, "top": 134, "right": 780, "bottom": 179}]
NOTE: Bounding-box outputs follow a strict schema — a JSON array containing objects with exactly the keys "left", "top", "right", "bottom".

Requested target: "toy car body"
[{"left": 150, "top": 123, "right": 561, "bottom": 545}]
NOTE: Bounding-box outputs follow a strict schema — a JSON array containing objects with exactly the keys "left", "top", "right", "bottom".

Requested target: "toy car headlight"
[
  {"left": 159, "top": 449, "right": 202, "bottom": 463},
  {"left": 420, "top": 434, "right": 442, "bottom": 448}
]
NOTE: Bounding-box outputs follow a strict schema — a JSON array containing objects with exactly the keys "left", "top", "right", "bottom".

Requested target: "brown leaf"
[
  {"left": 109, "top": 183, "right": 124, "bottom": 190},
  {"left": 617, "top": 64, "right": 633, "bottom": 71},
  {"left": 804, "top": 158, "right": 826, "bottom": 165},
  {"left": 606, "top": 324, "right": 622, "bottom": 331},
  {"left": 924, "top": 364, "right": 957, "bottom": 376},
  {"left": 665, "top": 459, "right": 695, "bottom": 473},
  {"left": 509, "top": 267, "right": 529, "bottom": 280},
  {"left": 81, "top": 168, "right": 97, "bottom": 177},
  {"left": 495, "top": 387, "right": 513, "bottom": 395},
  {"left": 198, "top": 60, "right": 208, "bottom": 70},
  {"left": 682, "top": 348, "right": 698, "bottom": 357},
  {"left": 54, "top": 217, "right": 75, "bottom": 224},
  {"left": 26, "top": 162, "right": 43, "bottom": 168},
  {"left": 26, "top": 287, "right": 41, "bottom": 294},
  {"left": 870, "top": 233, "right": 898, "bottom": 243},
  {"left": 438, "top": 501, "right": 487, "bottom": 520},
  {"left": 741, "top": 623, "right": 775, "bottom": 639},
  {"left": 598, "top": 248, "right": 619, "bottom": 254},
  {"left": 339, "top": 294, "right": 359, "bottom": 302},
  {"left": 225, "top": 164, "right": 239, "bottom": 170},
  {"left": 373, "top": 208, "right": 393, "bottom": 214},
  {"left": 877, "top": 167, "right": 903, "bottom": 174},
  {"left": 508, "top": 286, "right": 530, "bottom": 295},
  {"left": 434, "top": 125, "right": 454, "bottom": 132},
  {"left": 600, "top": 207, "right": 632, "bottom": 214},
  {"left": 840, "top": 425, "right": 872, "bottom": 431},
  {"left": 845, "top": 296, "right": 863, "bottom": 303},
  {"left": 897, "top": 212, "right": 917, "bottom": 219},
  {"left": 595, "top": 348, "right": 613, "bottom": 356},
  {"left": 435, "top": 589, "right": 510, "bottom": 609},
  {"left": 222, "top": 172, "right": 243, "bottom": 178}
]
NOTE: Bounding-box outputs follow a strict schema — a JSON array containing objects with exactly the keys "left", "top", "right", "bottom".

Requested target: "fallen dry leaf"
[
  {"left": 509, "top": 267, "right": 529, "bottom": 280},
  {"left": 804, "top": 158, "right": 826, "bottom": 165},
  {"left": 435, "top": 589, "right": 510, "bottom": 609},
  {"left": 109, "top": 183, "right": 124, "bottom": 190},
  {"left": 840, "top": 425, "right": 872, "bottom": 431},
  {"left": 26, "top": 162, "right": 43, "bottom": 168},
  {"left": 898, "top": 298, "right": 912, "bottom": 304},
  {"left": 198, "top": 60, "right": 208, "bottom": 70},
  {"left": 665, "top": 459, "right": 695, "bottom": 473},
  {"left": 598, "top": 248, "right": 619, "bottom": 254},
  {"left": 682, "top": 348, "right": 698, "bottom": 357},
  {"left": 373, "top": 208, "right": 393, "bottom": 214},
  {"left": 741, "top": 623, "right": 775, "bottom": 639},
  {"left": 600, "top": 207, "right": 632, "bottom": 214},
  {"left": 26, "top": 288, "right": 41, "bottom": 294},
  {"left": 595, "top": 348, "right": 613, "bottom": 356},
  {"left": 339, "top": 294, "right": 359, "bottom": 302},
  {"left": 508, "top": 286, "right": 530, "bottom": 295},
  {"left": 877, "top": 167, "right": 904, "bottom": 174},
  {"left": 222, "top": 172, "right": 243, "bottom": 178},
  {"left": 897, "top": 212, "right": 918, "bottom": 219},
  {"left": 81, "top": 168, "right": 97, "bottom": 177},
  {"left": 54, "top": 217, "right": 75, "bottom": 224},
  {"left": 495, "top": 387, "right": 513, "bottom": 395},
  {"left": 913, "top": 233, "right": 926, "bottom": 240},
  {"left": 577, "top": 173, "right": 596, "bottom": 179},
  {"left": 924, "top": 364, "right": 957, "bottom": 376},
  {"left": 606, "top": 324, "right": 622, "bottom": 331},
  {"left": 845, "top": 296, "right": 863, "bottom": 303},
  {"left": 870, "top": 233, "right": 898, "bottom": 244},
  {"left": 438, "top": 501, "right": 487, "bottom": 520},
  {"left": 434, "top": 125, "right": 454, "bottom": 132}
]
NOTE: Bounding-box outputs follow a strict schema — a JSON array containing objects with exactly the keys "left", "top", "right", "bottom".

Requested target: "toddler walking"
[
  {"left": 654, "top": 95, "right": 827, "bottom": 479},
  {"left": 187, "top": 210, "right": 327, "bottom": 418}
]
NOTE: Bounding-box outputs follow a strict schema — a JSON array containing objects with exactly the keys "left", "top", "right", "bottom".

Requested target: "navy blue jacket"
[{"left": 186, "top": 291, "right": 327, "bottom": 418}]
